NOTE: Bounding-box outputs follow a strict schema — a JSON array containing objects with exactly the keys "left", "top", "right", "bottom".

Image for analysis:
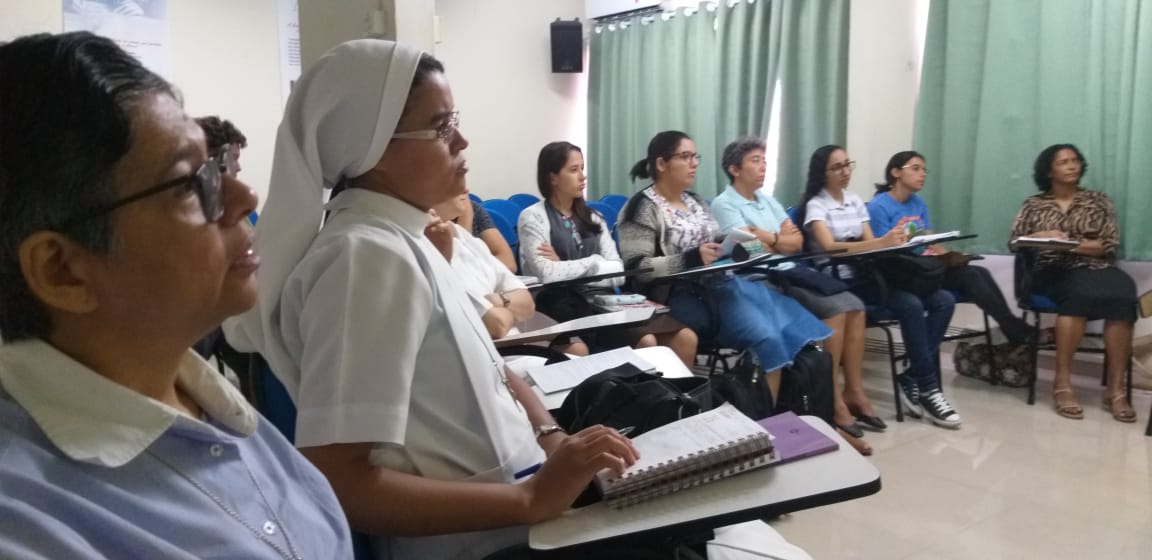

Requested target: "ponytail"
[
  {"left": 631, "top": 130, "right": 690, "bottom": 183},
  {"left": 878, "top": 150, "right": 925, "bottom": 197},
  {"left": 629, "top": 158, "right": 650, "bottom": 182}
]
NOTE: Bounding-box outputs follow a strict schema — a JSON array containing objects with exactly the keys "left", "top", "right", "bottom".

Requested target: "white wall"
[
  {"left": 434, "top": 0, "right": 587, "bottom": 199},
  {"left": 0, "top": 0, "right": 284, "bottom": 207},
  {"left": 844, "top": 0, "right": 928, "bottom": 199}
]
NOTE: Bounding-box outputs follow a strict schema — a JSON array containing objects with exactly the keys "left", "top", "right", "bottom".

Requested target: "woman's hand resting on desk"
[
  {"left": 698, "top": 242, "right": 723, "bottom": 266},
  {"left": 518, "top": 425, "right": 639, "bottom": 522},
  {"left": 880, "top": 224, "right": 909, "bottom": 247}
]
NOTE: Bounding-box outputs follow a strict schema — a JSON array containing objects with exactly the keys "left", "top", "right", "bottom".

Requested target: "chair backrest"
[
  {"left": 468, "top": 192, "right": 482, "bottom": 204},
  {"left": 486, "top": 207, "right": 519, "bottom": 247},
  {"left": 248, "top": 211, "right": 259, "bottom": 226},
  {"left": 482, "top": 199, "right": 524, "bottom": 224},
  {"left": 1013, "top": 249, "right": 1036, "bottom": 309},
  {"left": 507, "top": 193, "right": 540, "bottom": 209},
  {"left": 598, "top": 194, "right": 628, "bottom": 213},
  {"left": 587, "top": 201, "right": 618, "bottom": 231}
]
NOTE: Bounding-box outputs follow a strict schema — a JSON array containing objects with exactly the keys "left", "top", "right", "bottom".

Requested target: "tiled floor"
[{"left": 772, "top": 349, "right": 1152, "bottom": 560}]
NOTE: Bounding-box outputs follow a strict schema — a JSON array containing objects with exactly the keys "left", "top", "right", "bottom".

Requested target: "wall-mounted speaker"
[{"left": 550, "top": 19, "right": 583, "bottom": 73}]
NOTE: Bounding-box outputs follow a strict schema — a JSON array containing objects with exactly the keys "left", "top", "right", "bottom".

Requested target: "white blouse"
[
  {"left": 278, "top": 188, "right": 544, "bottom": 560},
  {"left": 449, "top": 223, "right": 525, "bottom": 317}
]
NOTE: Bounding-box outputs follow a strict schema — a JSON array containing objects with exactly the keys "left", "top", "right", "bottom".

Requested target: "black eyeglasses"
[{"left": 55, "top": 146, "right": 235, "bottom": 230}]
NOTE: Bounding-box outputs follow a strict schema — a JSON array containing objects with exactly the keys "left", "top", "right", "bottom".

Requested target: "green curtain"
[
  {"left": 914, "top": 0, "right": 1152, "bottom": 259},
  {"left": 588, "top": 0, "right": 847, "bottom": 201}
]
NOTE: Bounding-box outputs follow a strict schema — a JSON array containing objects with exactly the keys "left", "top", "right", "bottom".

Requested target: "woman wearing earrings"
[
  {"left": 796, "top": 145, "right": 962, "bottom": 429},
  {"left": 518, "top": 141, "right": 698, "bottom": 365}
]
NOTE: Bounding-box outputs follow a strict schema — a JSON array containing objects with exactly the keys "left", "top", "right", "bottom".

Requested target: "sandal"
[
  {"left": 1052, "top": 388, "right": 1084, "bottom": 420},
  {"left": 837, "top": 427, "right": 873, "bottom": 456},
  {"left": 1102, "top": 393, "right": 1137, "bottom": 423}
]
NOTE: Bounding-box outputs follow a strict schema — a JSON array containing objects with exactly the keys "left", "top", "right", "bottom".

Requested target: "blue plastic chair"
[
  {"left": 508, "top": 193, "right": 540, "bottom": 209},
  {"left": 486, "top": 207, "right": 519, "bottom": 255},
  {"left": 587, "top": 201, "right": 618, "bottom": 231},
  {"left": 482, "top": 199, "right": 524, "bottom": 224},
  {"left": 598, "top": 194, "right": 628, "bottom": 214},
  {"left": 468, "top": 192, "right": 482, "bottom": 204},
  {"left": 248, "top": 211, "right": 259, "bottom": 226}
]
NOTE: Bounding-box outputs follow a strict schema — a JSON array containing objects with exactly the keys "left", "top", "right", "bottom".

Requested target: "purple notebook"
[{"left": 757, "top": 412, "right": 840, "bottom": 464}]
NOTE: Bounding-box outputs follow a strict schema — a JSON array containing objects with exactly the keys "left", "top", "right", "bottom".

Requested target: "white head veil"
[{"left": 223, "top": 39, "right": 423, "bottom": 379}]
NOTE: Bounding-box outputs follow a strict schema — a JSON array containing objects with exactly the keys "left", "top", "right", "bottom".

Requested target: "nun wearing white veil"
[{"left": 221, "top": 39, "right": 638, "bottom": 560}]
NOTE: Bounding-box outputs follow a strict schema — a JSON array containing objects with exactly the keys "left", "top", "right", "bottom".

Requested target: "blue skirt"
[{"left": 666, "top": 275, "right": 832, "bottom": 371}]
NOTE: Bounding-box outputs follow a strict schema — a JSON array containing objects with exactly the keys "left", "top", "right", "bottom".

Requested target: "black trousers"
[{"left": 942, "top": 264, "right": 1033, "bottom": 344}]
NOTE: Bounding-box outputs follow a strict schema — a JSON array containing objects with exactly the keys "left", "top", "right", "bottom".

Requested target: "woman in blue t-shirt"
[{"left": 867, "top": 151, "right": 1035, "bottom": 348}]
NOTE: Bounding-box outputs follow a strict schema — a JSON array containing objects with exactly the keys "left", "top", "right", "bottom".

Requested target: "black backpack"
[
  {"left": 555, "top": 363, "right": 712, "bottom": 438},
  {"left": 773, "top": 344, "right": 834, "bottom": 424},
  {"left": 874, "top": 253, "right": 946, "bottom": 297}
]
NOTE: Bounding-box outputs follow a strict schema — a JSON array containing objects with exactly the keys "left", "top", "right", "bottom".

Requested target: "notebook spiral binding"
[{"left": 603, "top": 432, "right": 776, "bottom": 509}]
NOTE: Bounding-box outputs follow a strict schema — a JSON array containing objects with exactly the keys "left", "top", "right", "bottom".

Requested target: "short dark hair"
[
  {"left": 629, "top": 130, "right": 691, "bottom": 183},
  {"left": 195, "top": 116, "right": 247, "bottom": 157},
  {"left": 1033, "top": 143, "right": 1087, "bottom": 192},
  {"left": 0, "top": 32, "right": 173, "bottom": 341},
  {"left": 875, "top": 150, "right": 924, "bottom": 194},
  {"left": 721, "top": 137, "right": 767, "bottom": 183}
]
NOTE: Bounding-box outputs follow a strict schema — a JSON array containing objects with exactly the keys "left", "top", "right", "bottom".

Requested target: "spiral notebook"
[{"left": 595, "top": 403, "right": 778, "bottom": 509}]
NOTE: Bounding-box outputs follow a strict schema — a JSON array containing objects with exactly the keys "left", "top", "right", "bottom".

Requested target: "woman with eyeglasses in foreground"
[
  {"left": 796, "top": 145, "right": 962, "bottom": 429},
  {"left": 0, "top": 32, "right": 351, "bottom": 558},
  {"left": 1009, "top": 144, "right": 1138, "bottom": 423}
]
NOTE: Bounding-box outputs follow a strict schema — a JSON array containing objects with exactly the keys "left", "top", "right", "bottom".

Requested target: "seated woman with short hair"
[
  {"left": 1009, "top": 143, "right": 1138, "bottom": 423},
  {"left": 0, "top": 32, "right": 351, "bottom": 558}
]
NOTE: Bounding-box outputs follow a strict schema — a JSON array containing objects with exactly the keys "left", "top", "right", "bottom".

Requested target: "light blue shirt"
[
  {"left": 0, "top": 339, "right": 353, "bottom": 559},
  {"left": 866, "top": 191, "right": 933, "bottom": 237},
  {"left": 710, "top": 185, "right": 795, "bottom": 270},
  {"left": 711, "top": 185, "right": 791, "bottom": 234}
]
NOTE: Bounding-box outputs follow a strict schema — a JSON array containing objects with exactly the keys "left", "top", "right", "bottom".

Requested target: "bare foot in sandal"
[
  {"left": 1103, "top": 392, "right": 1137, "bottom": 423},
  {"left": 1053, "top": 387, "right": 1083, "bottom": 420}
]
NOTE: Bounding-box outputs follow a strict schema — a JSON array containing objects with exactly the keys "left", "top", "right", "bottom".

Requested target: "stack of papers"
[{"left": 527, "top": 346, "right": 658, "bottom": 394}]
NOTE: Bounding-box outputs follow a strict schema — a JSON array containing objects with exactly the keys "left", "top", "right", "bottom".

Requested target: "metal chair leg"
[
  {"left": 1027, "top": 311, "right": 1040, "bottom": 405},
  {"left": 882, "top": 326, "right": 904, "bottom": 422}
]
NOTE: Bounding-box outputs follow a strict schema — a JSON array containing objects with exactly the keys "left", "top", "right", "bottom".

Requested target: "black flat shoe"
[
  {"left": 854, "top": 414, "right": 888, "bottom": 432},
  {"left": 835, "top": 421, "right": 865, "bottom": 438}
]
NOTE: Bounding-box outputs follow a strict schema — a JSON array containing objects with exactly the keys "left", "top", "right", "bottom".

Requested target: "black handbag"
[
  {"left": 772, "top": 265, "right": 851, "bottom": 296},
  {"left": 555, "top": 363, "right": 712, "bottom": 438},
  {"left": 873, "top": 253, "right": 946, "bottom": 297}
]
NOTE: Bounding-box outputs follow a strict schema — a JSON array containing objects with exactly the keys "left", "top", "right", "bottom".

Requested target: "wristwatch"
[
  {"left": 534, "top": 423, "right": 565, "bottom": 439},
  {"left": 500, "top": 292, "right": 512, "bottom": 307}
]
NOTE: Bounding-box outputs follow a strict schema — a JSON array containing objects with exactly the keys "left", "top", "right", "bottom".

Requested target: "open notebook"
[{"left": 595, "top": 403, "right": 778, "bottom": 509}]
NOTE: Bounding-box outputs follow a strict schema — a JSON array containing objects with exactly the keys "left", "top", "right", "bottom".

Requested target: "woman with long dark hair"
[
  {"left": 798, "top": 145, "right": 962, "bottom": 429},
  {"left": 517, "top": 141, "right": 698, "bottom": 365}
]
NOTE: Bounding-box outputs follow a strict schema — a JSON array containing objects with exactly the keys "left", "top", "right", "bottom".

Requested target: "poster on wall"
[
  {"left": 278, "top": 0, "right": 301, "bottom": 103},
  {"left": 63, "top": 0, "right": 170, "bottom": 77}
]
